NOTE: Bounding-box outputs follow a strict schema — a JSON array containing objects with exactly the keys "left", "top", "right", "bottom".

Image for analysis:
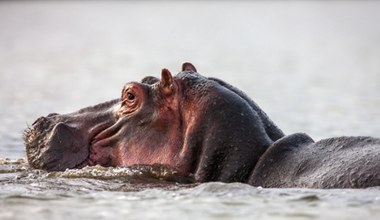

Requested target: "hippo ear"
[
  {"left": 181, "top": 62, "right": 197, "bottom": 72},
  {"left": 160, "top": 68, "right": 174, "bottom": 96}
]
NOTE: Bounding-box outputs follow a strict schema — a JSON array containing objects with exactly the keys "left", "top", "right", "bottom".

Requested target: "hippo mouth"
[
  {"left": 74, "top": 122, "right": 116, "bottom": 169},
  {"left": 72, "top": 126, "right": 108, "bottom": 169}
]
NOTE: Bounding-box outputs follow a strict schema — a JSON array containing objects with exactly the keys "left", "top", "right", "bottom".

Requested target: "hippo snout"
[
  {"left": 24, "top": 99, "right": 120, "bottom": 171},
  {"left": 25, "top": 115, "right": 89, "bottom": 171}
]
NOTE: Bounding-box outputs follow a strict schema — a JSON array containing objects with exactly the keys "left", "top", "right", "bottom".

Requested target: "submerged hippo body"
[
  {"left": 24, "top": 63, "right": 380, "bottom": 188},
  {"left": 249, "top": 133, "right": 380, "bottom": 188}
]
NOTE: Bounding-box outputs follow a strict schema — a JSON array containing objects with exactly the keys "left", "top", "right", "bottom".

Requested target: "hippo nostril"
[
  {"left": 47, "top": 113, "right": 59, "bottom": 117},
  {"left": 31, "top": 116, "right": 54, "bottom": 133},
  {"left": 32, "top": 116, "right": 47, "bottom": 126}
]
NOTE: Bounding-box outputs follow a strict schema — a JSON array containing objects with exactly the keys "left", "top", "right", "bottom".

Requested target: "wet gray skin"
[{"left": 24, "top": 63, "right": 380, "bottom": 188}]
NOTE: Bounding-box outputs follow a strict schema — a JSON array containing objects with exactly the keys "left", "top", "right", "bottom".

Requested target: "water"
[
  {"left": 1, "top": 159, "right": 380, "bottom": 220},
  {"left": 1, "top": 1, "right": 380, "bottom": 219}
]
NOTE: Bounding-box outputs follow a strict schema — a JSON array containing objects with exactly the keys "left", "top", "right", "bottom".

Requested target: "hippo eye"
[{"left": 126, "top": 92, "right": 135, "bottom": 101}]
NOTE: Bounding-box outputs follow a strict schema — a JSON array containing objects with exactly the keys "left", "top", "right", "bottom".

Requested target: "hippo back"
[
  {"left": 208, "top": 77, "right": 284, "bottom": 142},
  {"left": 249, "top": 133, "right": 380, "bottom": 188}
]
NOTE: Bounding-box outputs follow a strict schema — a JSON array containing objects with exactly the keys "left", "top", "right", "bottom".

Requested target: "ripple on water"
[{"left": 1, "top": 158, "right": 380, "bottom": 220}]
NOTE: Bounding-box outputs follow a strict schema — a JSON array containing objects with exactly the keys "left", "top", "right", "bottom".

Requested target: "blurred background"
[{"left": 1, "top": 0, "right": 380, "bottom": 158}]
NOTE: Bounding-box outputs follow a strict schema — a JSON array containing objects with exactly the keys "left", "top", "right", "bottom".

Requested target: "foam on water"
[{"left": 0, "top": 158, "right": 194, "bottom": 194}]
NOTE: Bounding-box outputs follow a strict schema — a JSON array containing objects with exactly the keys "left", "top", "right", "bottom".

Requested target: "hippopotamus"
[{"left": 24, "top": 63, "right": 380, "bottom": 188}]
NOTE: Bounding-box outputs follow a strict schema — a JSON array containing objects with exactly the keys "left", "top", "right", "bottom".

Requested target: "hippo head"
[{"left": 25, "top": 63, "right": 283, "bottom": 182}]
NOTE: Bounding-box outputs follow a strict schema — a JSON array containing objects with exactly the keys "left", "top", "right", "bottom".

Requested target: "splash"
[
  {"left": 0, "top": 158, "right": 194, "bottom": 184},
  {"left": 0, "top": 158, "right": 29, "bottom": 173},
  {"left": 47, "top": 164, "right": 195, "bottom": 183}
]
